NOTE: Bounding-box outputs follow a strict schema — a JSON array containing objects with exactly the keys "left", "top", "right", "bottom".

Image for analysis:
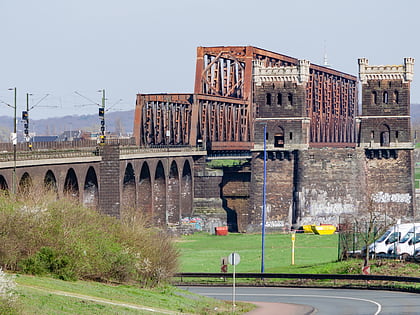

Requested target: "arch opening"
[
  {"left": 83, "top": 167, "right": 98, "bottom": 208},
  {"left": 64, "top": 168, "right": 79, "bottom": 199}
]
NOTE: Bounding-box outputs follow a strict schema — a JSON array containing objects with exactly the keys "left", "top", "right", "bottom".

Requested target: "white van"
[
  {"left": 395, "top": 225, "right": 420, "bottom": 259},
  {"left": 369, "top": 223, "right": 414, "bottom": 256}
]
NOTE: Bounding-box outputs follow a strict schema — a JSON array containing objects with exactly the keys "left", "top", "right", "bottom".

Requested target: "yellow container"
[
  {"left": 311, "top": 225, "right": 336, "bottom": 235},
  {"left": 302, "top": 225, "right": 313, "bottom": 233}
]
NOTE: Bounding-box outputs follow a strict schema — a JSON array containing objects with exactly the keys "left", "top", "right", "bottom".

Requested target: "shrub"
[
  {"left": 0, "top": 267, "right": 19, "bottom": 315},
  {"left": 0, "top": 187, "right": 178, "bottom": 287}
]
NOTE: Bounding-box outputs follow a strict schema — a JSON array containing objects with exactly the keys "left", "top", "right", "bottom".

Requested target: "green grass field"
[
  {"left": 15, "top": 274, "right": 252, "bottom": 314},
  {"left": 175, "top": 232, "right": 339, "bottom": 273}
]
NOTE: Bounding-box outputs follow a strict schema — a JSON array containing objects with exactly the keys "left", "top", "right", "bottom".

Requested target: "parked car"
[
  {"left": 369, "top": 223, "right": 414, "bottom": 257},
  {"left": 395, "top": 225, "right": 420, "bottom": 259}
]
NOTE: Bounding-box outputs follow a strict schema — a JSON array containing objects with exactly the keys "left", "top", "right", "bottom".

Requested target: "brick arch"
[
  {"left": 83, "top": 166, "right": 99, "bottom": 209},
  {"left": 64, "top": 168, "right": 79, "bottom": 199},
  {"left": 167, "top": 160, "right": 180, "bottom": 224},
  {"left": 180, "top": 159, "right": 193, "bottom": 217},
  {"left": 153, "top": 160, "right": 166, "bottom": 225},
  {"left": 19, "top": 172, "right": 32, "bottom": 195},
  {"left": 122, "top": 163, "right": 136, "bottom": 210},
  {"left": 44, "top": 170, "right": 58, "bottom": 195},
  {"left": 0, "top": 174, "right": 9, "bottom": 192},
  {"left": 139, "top": 162, "right": 152, "bottom": 216}
]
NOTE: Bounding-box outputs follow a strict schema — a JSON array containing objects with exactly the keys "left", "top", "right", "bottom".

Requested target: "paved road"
[{"left": 182, "top": 286, "right": 420, "bottom": 314}]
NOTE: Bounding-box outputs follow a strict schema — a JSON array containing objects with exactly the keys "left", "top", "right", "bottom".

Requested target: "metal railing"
[{"left": 174, "top": 272, "right": 420, "bottom": 291}]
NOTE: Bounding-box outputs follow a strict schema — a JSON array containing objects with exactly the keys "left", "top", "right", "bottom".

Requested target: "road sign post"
[
  {"left": 291, "top": 232, "right": 296, "bottom": 265},
  {"left": 228, "top": 252, "right": 240, "bottom": 309}
]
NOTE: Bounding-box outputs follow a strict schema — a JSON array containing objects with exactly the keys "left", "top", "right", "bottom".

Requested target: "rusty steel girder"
[
  {"left": 133, "top": 46, "right": 358, "bottom": 149},
  {"left": 306, "top": 69, "right": 357, "bottom": 146},
  {"left": 134, "top": 93, "right": 252, "bottom": 149},
  {"left": 134, "top": 94, "right": 194, "bottom": 146}
]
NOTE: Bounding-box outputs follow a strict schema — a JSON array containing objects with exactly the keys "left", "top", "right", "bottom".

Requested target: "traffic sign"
[{"left": 228, "top": 252, "right": 240, "bottom": 265}]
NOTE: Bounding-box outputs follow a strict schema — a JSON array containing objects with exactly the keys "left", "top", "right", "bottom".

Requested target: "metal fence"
[{"left": 337, "top": 216, "right": 420, "bottom": 261}]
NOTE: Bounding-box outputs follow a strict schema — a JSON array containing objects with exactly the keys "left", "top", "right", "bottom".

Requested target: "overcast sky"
[{"left": 0, "top": 0, "right": 418, "bottom": 119}]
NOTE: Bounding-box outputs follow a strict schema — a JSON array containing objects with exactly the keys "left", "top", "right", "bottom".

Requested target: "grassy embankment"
[{"left": 14, "top": 274, "right": 253, "bottom": 314}]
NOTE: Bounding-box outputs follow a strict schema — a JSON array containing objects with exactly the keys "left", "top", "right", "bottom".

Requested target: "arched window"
[
  {"left": 380, "top": 124, "right": 390, "bottom": 147},
  {"left": 394, "top": 91, "right": 399, "bottom": 104},
  {"left": 266, "top": 93, "right": 272, "bottom": 105},
  {"left": 288, "top": 93, "right": 293, "bottom": 106},
  {"left": 372, "top": 91, "right": 377, "bottom": 105},
  {"left": 383, "top": 91, "right": 388, "bottom": 104},
  {"left": 277, "top": 93, "right": 282, "bottom": 105}
]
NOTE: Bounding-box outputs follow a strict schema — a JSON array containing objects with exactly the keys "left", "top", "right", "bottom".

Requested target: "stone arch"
[
  {"left": 19, "top": 172, "right": 33, "bottom": 195},
  {"left": 64, "top": 168, "right": 79, "bottom": 199},
  {"left": 167, "top": 160, "right": 180, "bottom": 224},
  {"left": 139, "top": 162, "right": 152, "bottom": 216},
  {"left": 44, "top": 170, "right": 58, "bottom": 195},
  {"left": 122, "top": 163, "right": 136, "bottom": 210},
  {"left": 0, "top": 175, "right": 9, "bottom": 192},
  {"left": 180, "top": 160, "right": 193, "bottom": 218},
  {"left": 380, "top": 124, "right": 391, "bottom": 147},
  {"left": 274, "top": 126, "right": 285, "bottom": 147},
  {"left": 153, "top": 161, "right": 166, "bottom": 225},
  {"left": 83, "top": 166, "right": 98, "bottom": 208}
]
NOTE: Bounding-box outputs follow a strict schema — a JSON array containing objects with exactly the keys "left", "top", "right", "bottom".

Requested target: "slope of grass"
[{"left": 15, "top": 274, "right": 253, "bottom": 314}]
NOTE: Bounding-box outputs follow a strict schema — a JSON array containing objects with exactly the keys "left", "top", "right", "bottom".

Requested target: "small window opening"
[
  {"left": 288, "top": 93, "right": 293, "bottom": 105},
  {"left": 372, "top": 91, "right": 377, "bottom": 105},
  {"left": 396, "top": 131, "right": 399, "bottom": 139},
  {"left": 266, "top": 93, "right": 272, "bottom": 105},
  {"left": 289, "top": 132, "right": 293, "bottom": 140},
  {"left": 274, "top": 133, "right": 284, "bottom": 147},
  {"left": 394, "top": 91, "right": 399, "bottom": 104},
  {"left": 277, "top": 93, "right": 282, "bottom": 105},
  {"left": 383, "top": 91, "right": 388, "bottom": 104}
]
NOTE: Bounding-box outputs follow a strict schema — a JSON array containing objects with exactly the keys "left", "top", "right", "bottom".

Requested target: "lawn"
[
  {"left": 175, "top": 232, "right": 339, "bottom": 273},
  {"left": 14, "top": 274, "right": 253, "bottom": 314}
]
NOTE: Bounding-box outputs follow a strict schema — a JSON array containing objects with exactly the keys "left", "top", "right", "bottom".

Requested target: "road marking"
[{"left": 200, "top": 292, "right": 382, "bottom": 315}]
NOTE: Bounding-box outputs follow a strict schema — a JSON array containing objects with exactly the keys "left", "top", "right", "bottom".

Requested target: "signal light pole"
[{"left": 98, "top": 89, "right": 106, "bottom": 145}]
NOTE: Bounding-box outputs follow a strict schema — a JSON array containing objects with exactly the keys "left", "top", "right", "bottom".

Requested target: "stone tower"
[{"left": 358, "top": 57, "right": 416, "bottom": 218}]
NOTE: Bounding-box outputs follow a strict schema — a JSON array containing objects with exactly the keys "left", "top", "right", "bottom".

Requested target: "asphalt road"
[{"left": 182, "top": 286, "right": 420, "bottom": 315}]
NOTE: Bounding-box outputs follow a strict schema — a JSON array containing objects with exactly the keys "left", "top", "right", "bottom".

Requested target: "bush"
[
  {"left": 0, "top": 267, "right": 19, "bottom": 315},
  {"left": 0, "top": 188, "right": 178, "bottom": 287}
]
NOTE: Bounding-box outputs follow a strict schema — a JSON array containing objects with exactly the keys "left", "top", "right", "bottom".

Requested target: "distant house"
[
  {"left": 31, "top": 135, "right": 59, "bottom": 142},
  {"left": 57, "top": 130, "right": 82, "bottom": 141}
]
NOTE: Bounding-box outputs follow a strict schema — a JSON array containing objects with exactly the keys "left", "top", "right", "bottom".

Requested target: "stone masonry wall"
[
  {"left": 365, "top": 149, "right": 415, "bottom": 219},
  {"left": 99, "top": 145, "right": 121, "bottom": 218},
  {"left": 250, "top": 151, "right": 295, "bottom": 232},
  {"left": 296, "top": 148, "right": 366, "bottom": 226}
]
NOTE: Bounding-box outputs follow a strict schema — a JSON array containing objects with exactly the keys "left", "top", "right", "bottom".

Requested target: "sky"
[{"left": 0, "top": 0, "right": 419, "bottom": 119}]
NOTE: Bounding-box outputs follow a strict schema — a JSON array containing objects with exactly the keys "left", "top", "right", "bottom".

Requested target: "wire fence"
[{"left": 338, "top": 215, "right": 420, "bottom": 262}]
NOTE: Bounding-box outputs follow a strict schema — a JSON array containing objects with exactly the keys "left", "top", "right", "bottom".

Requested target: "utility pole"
[
  {"left": 8, "top": 87, "right": 17, "bottom": 195},
  {"left": 99, "top": 89, "right": 106, "bottom": 145}
]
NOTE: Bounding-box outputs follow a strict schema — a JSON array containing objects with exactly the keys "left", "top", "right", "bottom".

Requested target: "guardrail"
[{"left": 174, "top": 272, "right": 420, "bottom": 290}]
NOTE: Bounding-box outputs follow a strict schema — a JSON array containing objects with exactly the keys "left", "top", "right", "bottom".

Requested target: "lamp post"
[
  {"left": 8, "top": 87, "right": 17, "bottom": 195},
  {"left": 261, "top": 123, "right": 267, "bottom": 273}
]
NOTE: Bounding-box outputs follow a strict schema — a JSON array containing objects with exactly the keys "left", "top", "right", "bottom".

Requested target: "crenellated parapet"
[
  {"left": 253, "top": 59, "right": 310, "bottom": 86},
  {"left": 358, "top": 57, "right": 415, "bottom": 84}
]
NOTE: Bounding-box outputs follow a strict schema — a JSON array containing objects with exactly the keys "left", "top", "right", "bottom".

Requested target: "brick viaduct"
[
  {"left": 0, "top": 46, "right": 417, "bottom": 233},
  {"left": 0, "top": 143, "right": 208, "bottom": 228}
]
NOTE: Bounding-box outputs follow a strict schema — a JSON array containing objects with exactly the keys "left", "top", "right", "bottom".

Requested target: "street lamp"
[{"left": 7, "top": 87, "right": 17, "bottom": 195}]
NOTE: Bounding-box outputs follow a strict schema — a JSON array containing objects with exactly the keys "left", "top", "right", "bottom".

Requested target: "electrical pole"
[{"left": 99, "top": 89, "right": 106, "bottom": 145}]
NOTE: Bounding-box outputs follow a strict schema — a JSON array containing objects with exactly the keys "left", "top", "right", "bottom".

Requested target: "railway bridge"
[{"left": 0, "top": 46, "right": 416, "bottom": 232}]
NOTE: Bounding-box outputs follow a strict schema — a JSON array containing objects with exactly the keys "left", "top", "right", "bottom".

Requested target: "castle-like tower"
[{"left": 358, "top": 58, "right": 415, "bottom": 218}]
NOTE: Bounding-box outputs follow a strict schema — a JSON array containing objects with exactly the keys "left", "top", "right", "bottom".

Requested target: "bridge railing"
[{"left": 0, "top": 140, "right": 206, "bottom": 162}]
